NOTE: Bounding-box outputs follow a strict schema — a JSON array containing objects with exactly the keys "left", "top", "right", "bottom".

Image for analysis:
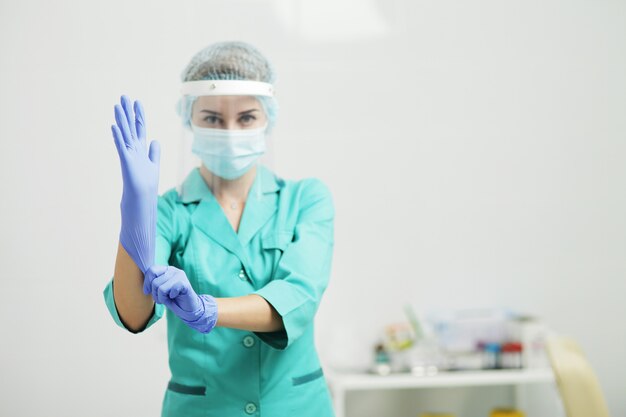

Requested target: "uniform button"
[
  {"left": 245, "top": 402, "right": 257, "bottom": 414},
  {"left": 243, "top": 335, "right": 256, "bottom": 348},
  {"left": 238, "top": 269, "right": 248, "bottom": 281}
]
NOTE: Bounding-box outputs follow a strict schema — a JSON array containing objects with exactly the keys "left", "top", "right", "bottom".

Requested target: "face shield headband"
[{"left": 180, "top": 80, "right": 274, "bottom": 97}]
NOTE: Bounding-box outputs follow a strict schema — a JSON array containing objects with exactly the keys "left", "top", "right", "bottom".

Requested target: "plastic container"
[
  {"left": 501, "top": 342, "right": 523, "bottom": 369},
  {"left": 482, "top": 342, "right": 501, "bottom": 369}
]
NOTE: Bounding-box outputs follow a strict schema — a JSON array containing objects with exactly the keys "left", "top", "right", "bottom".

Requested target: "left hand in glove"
[{"left": 144, "top": 265, "right": 218, "bottom": 334}]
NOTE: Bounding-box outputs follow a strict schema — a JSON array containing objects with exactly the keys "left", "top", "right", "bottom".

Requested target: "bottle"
[
  {"left": 372, "top": 343, "right": 391, "bottom": 376},
  {"left": 482, "top": 342, "right": 501, "bottom": 369},
  {"left": 501, "top": 342, "right": 523, "bottom": 369}
]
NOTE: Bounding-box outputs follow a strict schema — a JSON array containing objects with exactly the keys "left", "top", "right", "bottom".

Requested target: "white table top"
[{"left": 327, "top": 368, "right": 555, "bottom": 391}]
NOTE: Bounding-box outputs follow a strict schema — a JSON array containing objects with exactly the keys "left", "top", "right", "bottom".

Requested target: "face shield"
[{"left": 177, "top": 80, "right": 275, "bottom": 200}]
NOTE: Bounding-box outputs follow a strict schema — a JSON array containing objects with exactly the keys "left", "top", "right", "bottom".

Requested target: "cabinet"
[{"left": 327, "top": 368, "right": 561, "bottom": 417}]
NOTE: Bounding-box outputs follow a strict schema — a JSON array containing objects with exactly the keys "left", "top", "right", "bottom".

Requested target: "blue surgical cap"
[{"left": 178, "top": 41, "right": 278, "bottom": 131}]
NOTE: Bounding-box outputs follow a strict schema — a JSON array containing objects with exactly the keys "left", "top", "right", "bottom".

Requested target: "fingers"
[
  {"left": 134, "top": 100, "right": 146, "bottom": 142},
  {"left": 151, "top": 274, "right": 168, "bottom": 304},
  {"left": 148, "top": 140, "right": 161, "bottom": 165},
  {"left": 114, "top": 104, "right": 133, "bottom": 149},
  {"left": 151, "top": 268, "right": 177, "bottom": 304},
  {"left": 168, "top": 281, "right": 184, "bottom": 299},
  {"left": 156, "top": 279, "right": 183, "bottom": 304},
  {"left": 143, "top": 265, "right": 168, "bottom": 295},
  {"left": 121, "top": 95, "right": 138, "bottom": 141},
  {"left": 157, "top": 280, "right": 182, "bottom": 305},
  {"left": 144, "top": 266, "right": 193, "bottom": 306},
  {"left": 147, "top": 267, "right": 192, "bottom": 305},
  {"left": 111, "top": 125, "right": 126, "bottom": 157}
]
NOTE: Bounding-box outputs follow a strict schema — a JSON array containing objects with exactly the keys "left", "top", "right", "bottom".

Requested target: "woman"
[{"left": 103, "top": 41, "right": 335, "bottom": 417}]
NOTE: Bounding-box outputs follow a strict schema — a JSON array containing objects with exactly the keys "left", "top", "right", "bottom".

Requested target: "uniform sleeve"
[
  {"left": 103, "top": 279, "right": 165, "bottom": 333},
  {"left": 102, "top": 192, "right": 178, "bottom": 333},
  {"left": 253, "top": 179, "right": 334, "bottom": 350}
]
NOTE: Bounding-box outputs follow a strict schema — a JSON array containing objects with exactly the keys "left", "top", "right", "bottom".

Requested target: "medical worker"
[{"left": 103, "top": 41, "right": 335, "bottom": 417}]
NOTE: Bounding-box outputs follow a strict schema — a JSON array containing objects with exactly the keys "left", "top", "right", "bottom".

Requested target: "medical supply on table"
[
  {"left": 376, "top": 317, "right": 444, "bottom": 374},
  {"left": 383, "top": 322, "right": 416, "bottom": 372},
  {"left": 112, "top": 95, "right": 160, "bottom": 273},
  {"left": 385, "top": 322, "right": 415, "bottom": 351},
  {"left": 405, "top": 304, "right": 425, "bottom": 341},
  {"left": 406, "top": 335, "right": 445, "bottom": 376},
  {"left": 372, "top": 343, "right": 392, "bottom": 376},
  {"left": 500, "top": 342, "right": 523, "bottom": 369},
  {"left": 429, "top": 308, "right": 512, "bottom": 352},
  {"left": 404, "top": 305, "right": 445, "bottom": 374},
  {"left": 427, "top": 308, "right": 549, "bottom": 370},
  {"left": 481, "top": 342, "right": 502, "bottom": 369},
  {"left": 374, "top": 308, "right": 547, "bottom": 374},
  {"left": 507, "top": 316, "right": 551, "bottom": 368},
  {"left": 445, "top": 350, "right": 485, "bottom": 371}
]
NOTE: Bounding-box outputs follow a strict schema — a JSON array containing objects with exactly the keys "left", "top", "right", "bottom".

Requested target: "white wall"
[{"left": 1, "top": 0, "right": 624, "bottom": 416}]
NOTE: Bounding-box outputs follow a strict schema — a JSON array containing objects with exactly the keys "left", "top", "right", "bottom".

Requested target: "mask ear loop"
[
  {"left": 254, "top": 160, "right": 263, "bottom": 201},
  {"left": 176, "top": 94, "right": 199, "bottom": 199},
  {"left": 256, "top": 119, "right": 273, "bottom": 203}
]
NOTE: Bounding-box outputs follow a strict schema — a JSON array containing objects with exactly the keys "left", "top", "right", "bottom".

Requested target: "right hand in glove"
[{"left": 111, "top": 95, "right": 161, "bottom": 273}]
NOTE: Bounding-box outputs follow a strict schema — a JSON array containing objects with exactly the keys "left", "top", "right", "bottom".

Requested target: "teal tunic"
[{"left": 103, "top": 166, "right": 335, "bottom": 417}]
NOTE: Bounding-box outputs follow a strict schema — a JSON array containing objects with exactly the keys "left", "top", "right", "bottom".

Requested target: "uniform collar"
[
  {"left": 179, "top": 165, "right": 282, "bottom": 269},
  {"left": 178, "top": 165, "right": 280, "bottom": 204}
]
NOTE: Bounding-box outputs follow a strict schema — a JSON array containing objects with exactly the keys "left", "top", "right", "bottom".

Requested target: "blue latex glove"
[
  {"left": 144, "top": 266, "right": 218, "bottom": 334},
  {"left": 111, "top": 95, "right": 160, "bottom": 273}
]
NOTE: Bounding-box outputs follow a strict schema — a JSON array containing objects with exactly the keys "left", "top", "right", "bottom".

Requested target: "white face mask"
[{"left": 191, "top": 124, "right": 267, "bottom": 180}]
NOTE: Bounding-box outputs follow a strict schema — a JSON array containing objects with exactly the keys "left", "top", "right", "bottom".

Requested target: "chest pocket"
[
  {"left": 262, "top": 231, "right": 294, "bottom": 251},
  {"left": 260, "top": 231, "right": 294, "bottom": 281}
]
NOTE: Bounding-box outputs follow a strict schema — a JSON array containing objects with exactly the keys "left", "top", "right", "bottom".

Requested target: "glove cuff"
[{"left": 182, "top": 294, "right": 218, "bottom": 334}]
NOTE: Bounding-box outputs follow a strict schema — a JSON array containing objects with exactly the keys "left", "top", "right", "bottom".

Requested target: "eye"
[
  {"left": 203, "top": 115, "right": 222, "bottom": 126},
  {"left": 238, "top": 114, "right": 257, "bottom": 126}
]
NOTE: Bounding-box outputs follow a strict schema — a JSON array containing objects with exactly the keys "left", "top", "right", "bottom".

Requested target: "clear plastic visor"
[{"left": 178, "top": 80, "right": 275, "bottom": 204}]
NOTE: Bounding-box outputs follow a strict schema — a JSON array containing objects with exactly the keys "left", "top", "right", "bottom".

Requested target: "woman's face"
[{"left": 191, "top": 95, "right": 267, "bottom": 130}]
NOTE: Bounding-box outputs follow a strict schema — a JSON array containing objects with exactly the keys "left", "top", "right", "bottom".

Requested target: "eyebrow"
[{"left": 199, "top": 109, "right": 260, "bottom": 116}]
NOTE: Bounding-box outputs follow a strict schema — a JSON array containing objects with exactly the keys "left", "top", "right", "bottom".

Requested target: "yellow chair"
[
  {"left": 546, "top": 337, "right": 611, "bottom": 417},
  {"left": 420, "top": 414, "right": 455, "bottom": 417},
  {"left": 490, "top": 409, "right": 524, "bottom": 417}
]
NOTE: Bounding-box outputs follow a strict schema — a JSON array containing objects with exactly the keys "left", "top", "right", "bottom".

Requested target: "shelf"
[{"left": 328, "top": 368, "right": 555, "bottom": 391}]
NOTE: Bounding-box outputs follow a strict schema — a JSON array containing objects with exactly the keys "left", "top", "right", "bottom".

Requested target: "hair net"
[{"left": 177, "top": 41, "right": 278, "bottom": 131}]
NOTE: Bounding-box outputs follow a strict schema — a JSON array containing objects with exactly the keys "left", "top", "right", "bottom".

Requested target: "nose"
[{"left": 223, "top": 120, "right": 238, "bottom": 130}]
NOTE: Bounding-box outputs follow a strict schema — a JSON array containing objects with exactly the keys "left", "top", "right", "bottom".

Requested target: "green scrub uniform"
[{"left": 103, "top": 166, "right": 335, "bottom": 417}]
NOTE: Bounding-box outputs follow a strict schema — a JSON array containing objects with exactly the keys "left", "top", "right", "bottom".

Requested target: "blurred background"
[{"left": 1, "top": 0, "right": 624, "bottom": 416}]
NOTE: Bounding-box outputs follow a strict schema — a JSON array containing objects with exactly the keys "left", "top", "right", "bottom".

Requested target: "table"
[{"left": 327, "top": 368, "right": 557, "bottom": 417}]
